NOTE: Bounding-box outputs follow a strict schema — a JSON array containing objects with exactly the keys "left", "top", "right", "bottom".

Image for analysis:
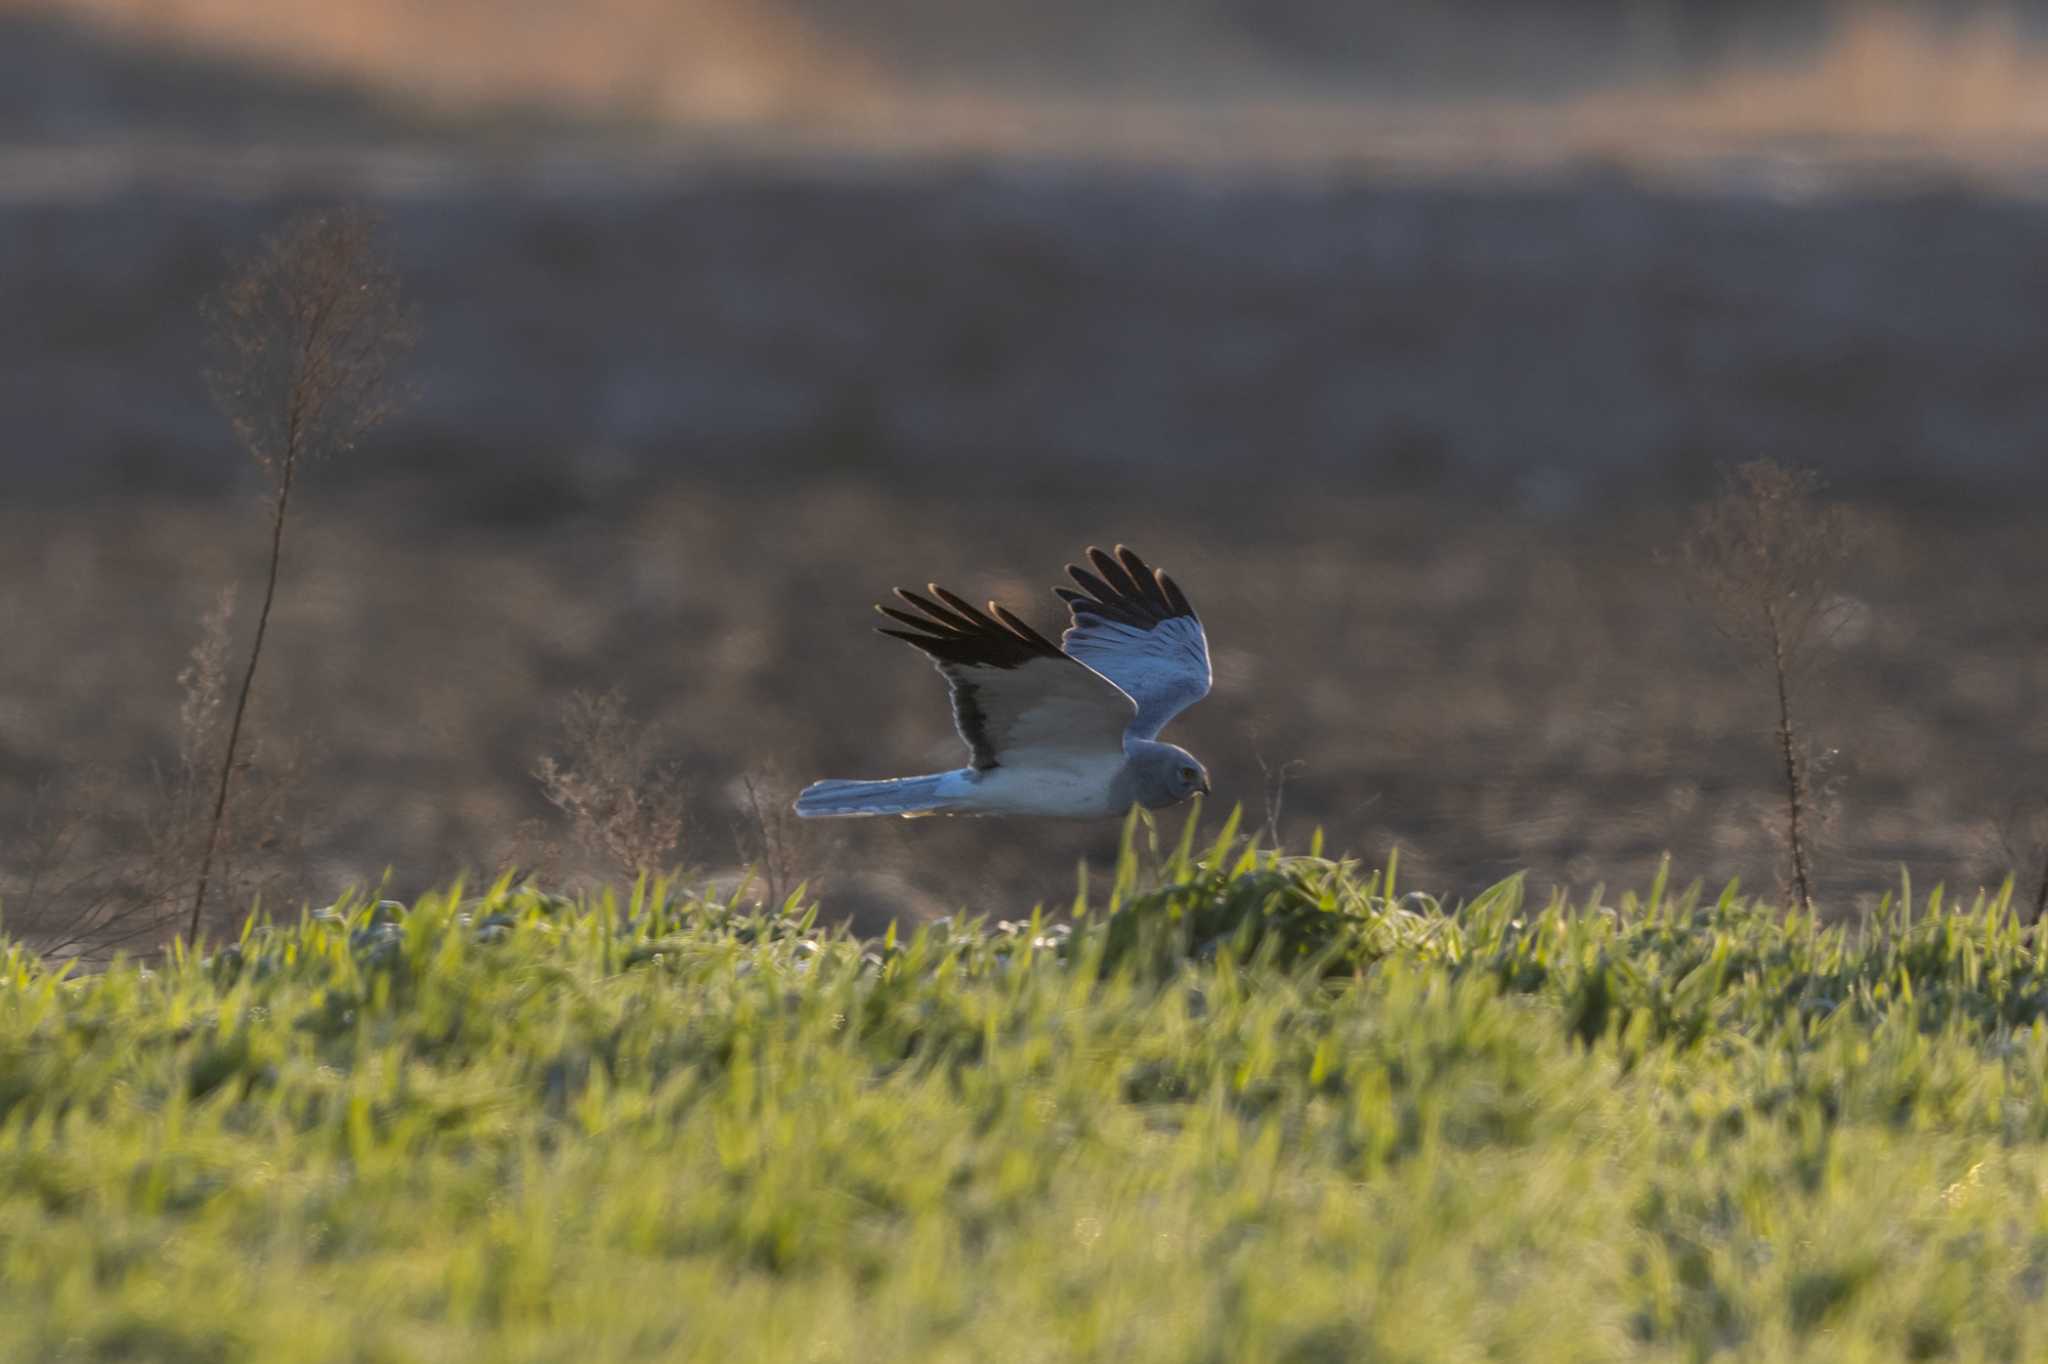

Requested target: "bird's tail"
[{"left": 793, "top": 773, "right": 962, "bottom": 819}]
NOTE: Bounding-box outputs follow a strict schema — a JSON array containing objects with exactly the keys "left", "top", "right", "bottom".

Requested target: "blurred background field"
[{"left": 8, "top": 0, "right": 2048, "bottom": 932}]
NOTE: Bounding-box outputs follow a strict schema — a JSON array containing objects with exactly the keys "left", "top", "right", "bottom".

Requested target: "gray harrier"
[{"left": 795, "top": 546, "right": 1212, "bottom": 818}]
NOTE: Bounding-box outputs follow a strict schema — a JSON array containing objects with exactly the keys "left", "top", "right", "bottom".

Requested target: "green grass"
[{"left": 5, "top": 810, "right": 2048, "bottom": 1362}]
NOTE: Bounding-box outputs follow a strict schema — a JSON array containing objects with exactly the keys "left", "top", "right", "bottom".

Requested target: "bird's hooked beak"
[{"left": 1198, "top": 773, "right": 1212, "bottom": 796}]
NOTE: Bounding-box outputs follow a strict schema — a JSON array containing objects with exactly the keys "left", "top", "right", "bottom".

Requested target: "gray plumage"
[{"left": 795, "top": 546, "right": 1214, "bottom": 820}]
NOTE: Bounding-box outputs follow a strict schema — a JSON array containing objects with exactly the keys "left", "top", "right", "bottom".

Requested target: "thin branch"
[{"left": 187, "top": 462, "right": 293, "bottom": 943}]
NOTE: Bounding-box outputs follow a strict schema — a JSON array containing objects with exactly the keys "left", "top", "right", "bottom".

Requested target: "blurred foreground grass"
[{"left": 4, "top": 812, "right": 2048, "bottom": 1361}]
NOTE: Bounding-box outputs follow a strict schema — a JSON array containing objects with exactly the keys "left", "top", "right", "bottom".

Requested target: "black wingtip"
[
  {"left": 875, "top": 578, "right": 1064, "bottom": 669},
  {"left": 892, "top": 587, "right": 974, "bottom": 633},
  {"left": 876, "top": 603, "right": 940, "bottom": 632},
  {"left": 930, "top": 584, "right": 1003, "bottom": 633},
  {"left": 991, "top": 602, "right": 1059, "bottom": 652},
  {"left": 1059, "top": 545, "right": 1195, "bottom": 627},
  {"left": 1086, "top": 546, "right": 1141, "bottom": 597},
  {"left": 1116, "top": 546, "right": 1175, "bottom": 611},
  {"left": 1066, "top": 564, "right": 1114, "bottom": 601},
  {"left": 1157, "top": 570, "right": 1194, "bottom": 617}
]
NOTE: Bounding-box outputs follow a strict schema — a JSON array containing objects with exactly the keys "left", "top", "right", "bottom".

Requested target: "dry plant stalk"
[
  {"left": 10, "top": 769, "right": 133, "bottom": 959},
  {"left": 1250, "top": 729, "right": 1306, "bottom": 849},
  {"left": 535, "top": 690, "right": 690, "bottom": 881},
  {"left": 154, "top": 592, "right": 305, "bottom": 945},
  {"left": 499, "top": 817, "right": 565, "bottom": 891},
  {"left": 1682, "top": 460, "right": 1854, "bottom": 910},
  {"left": 11, "top": 594, "right": 304, "bottom": 959},
  {"left": 186, "top": 207, "right": 415, "bottom": 945},
  {"left": 1989, "top": 798, "right": 2048, "bottom": 925},
  {"left": 732, "top": 768, "right": 810, "bottom": 909}
]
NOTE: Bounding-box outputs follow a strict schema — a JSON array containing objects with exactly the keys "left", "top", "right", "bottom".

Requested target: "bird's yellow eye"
[{"left": 1180, "top": 766, "right": 1197, "bottom": 781}]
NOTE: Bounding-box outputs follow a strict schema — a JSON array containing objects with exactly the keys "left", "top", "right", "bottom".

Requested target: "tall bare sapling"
[
  {"left": 1682, "top": 461, "right": 1854, "bottom": 910},
  {"left": 187, "top": 208, "right": 415, "bottom": 944}
]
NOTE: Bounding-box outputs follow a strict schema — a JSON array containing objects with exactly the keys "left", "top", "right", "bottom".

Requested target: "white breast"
[{"left": 958, "top": 753, "right": 1130, "bottom": 817}]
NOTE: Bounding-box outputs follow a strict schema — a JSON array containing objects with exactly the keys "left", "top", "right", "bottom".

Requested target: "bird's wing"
[
  {"left": 1055, "top": 545, "right": 1212, "bottom": 742},
  {"left": 877, "top": 583, "right": 1136, "bottom": 772}
]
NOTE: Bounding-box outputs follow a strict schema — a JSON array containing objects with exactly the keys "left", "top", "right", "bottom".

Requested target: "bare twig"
[
  {"left": 1250, "top": 731, "right": 1306, "bottom": 850},
  {"left": 186, "top": 207, "right": 415, "bottom": 945}
]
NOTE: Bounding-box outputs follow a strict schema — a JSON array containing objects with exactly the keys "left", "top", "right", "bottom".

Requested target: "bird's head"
[{"left": 1131, "top": 741, "right": 1211, "bottom": 809}]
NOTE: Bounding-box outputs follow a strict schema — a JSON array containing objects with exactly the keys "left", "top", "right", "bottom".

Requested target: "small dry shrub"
[
  {"left": 7, "top": 595, "right": 303, "bottom": 958},
  {"left": 729, "top": 766, "right": 814, "bottom": 909},
  {"left": 535, "top": 690, "right": 690, "bottom": 881}
]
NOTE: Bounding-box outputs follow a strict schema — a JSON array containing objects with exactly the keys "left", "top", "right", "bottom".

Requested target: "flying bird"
[{"left": 794, "top": 546, "right": 1212, "bottom": 819}]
